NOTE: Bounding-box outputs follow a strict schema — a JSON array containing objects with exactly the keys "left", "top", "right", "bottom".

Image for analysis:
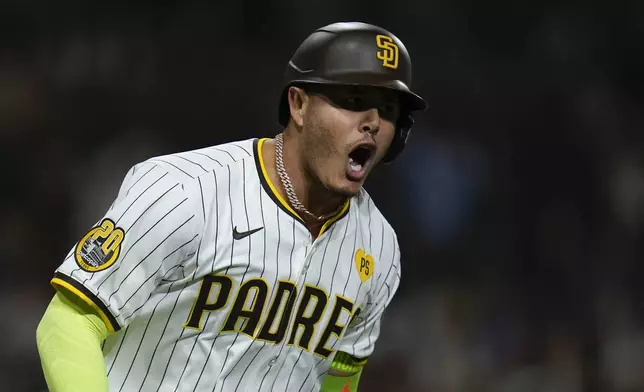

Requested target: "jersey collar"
[{"left": 252, "top": 138, "right": 350, "bottom": 237}]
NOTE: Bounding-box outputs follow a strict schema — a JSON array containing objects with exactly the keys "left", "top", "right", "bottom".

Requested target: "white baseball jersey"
[{"left": 51, "top": 137, "right": 401, "bottom": 392}]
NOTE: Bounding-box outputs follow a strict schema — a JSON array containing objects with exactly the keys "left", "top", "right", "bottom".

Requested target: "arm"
[
  {"left": 39, "top": 161, "right": 203, "bottom": 390},
  {"left": 320, "top": 352, "right": 366, "bottom": 391},
  {"left": 37, "top": 289, "right": 109, "bottom": 392},
  {"left": 49, "top": 162, "right": 202, "bottom": 331}
]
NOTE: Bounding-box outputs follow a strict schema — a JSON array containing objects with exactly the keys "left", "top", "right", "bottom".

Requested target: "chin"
[
  {"left": 319, "top": 166, "right": 368, "bottom": 199},
  {"left": 330, "top": 179, "right": 363, "bottom": 198}
]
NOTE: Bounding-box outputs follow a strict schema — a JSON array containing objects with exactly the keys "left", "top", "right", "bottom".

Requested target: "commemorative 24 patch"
[{"left": 75, "top": 218, "right": 125, "bottom": 272}]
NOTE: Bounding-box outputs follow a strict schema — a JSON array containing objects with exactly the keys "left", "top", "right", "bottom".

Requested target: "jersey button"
[{"left": 268, "top": 357, "right": 278, "bottom": 366}]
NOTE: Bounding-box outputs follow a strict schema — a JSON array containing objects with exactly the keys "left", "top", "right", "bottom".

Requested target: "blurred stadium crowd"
[{"left": 2, "top": 1, "right": 644, "bottom": 391}]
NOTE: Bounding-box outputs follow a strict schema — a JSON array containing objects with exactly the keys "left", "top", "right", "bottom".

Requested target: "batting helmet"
[{"left": 278, "top": 22, "right": 427, "bottom": 163}]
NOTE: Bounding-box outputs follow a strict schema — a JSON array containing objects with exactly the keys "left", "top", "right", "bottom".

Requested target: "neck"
[{"left": 265, "top": 131, "right": 346, "bottom": 226}]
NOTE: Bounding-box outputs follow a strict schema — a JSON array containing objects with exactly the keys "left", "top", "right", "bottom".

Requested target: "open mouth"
[{"left": 347, "top": 144, "right": 375, "bottom": 176}]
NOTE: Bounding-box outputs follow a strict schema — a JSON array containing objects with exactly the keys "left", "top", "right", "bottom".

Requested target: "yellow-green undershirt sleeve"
[
  {"left": 36, "top": 290, "right": 110, "bottom": 392},
  {"left": 320, "top": 351, "right": 366, "bottom": 391}
]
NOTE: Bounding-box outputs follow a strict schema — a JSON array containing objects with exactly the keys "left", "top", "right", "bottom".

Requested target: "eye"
[
  {"left": 378, "top": 103, "right": 399, "bottom": 121},
  {"left": 379, "top": 104, "right": 395, "bottom": 114},
  {"left": 342, "top": 96, "right": 364, "bottom": 109}
]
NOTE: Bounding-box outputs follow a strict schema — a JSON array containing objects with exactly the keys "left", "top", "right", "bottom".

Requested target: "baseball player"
[{"left": 36, "top": 22, "right": 426, "bottom": 392}]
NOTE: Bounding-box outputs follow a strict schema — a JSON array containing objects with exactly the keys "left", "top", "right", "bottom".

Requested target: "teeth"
[{"left": 349, "top": 158, "right": 363, "bottom": 172}]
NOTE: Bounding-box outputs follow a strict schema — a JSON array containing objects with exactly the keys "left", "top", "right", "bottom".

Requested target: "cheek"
[
  {"left": 326, "top": 108, "right": 358, "bottom": 135},
  {"left": 303, "top": 110, "right": 342, "bottom": 162},
  {"left": 315, "top": 108, "right": 354, "bottom": 147}
]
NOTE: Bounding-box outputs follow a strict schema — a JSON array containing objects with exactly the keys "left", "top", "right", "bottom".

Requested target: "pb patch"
[
  {"left": 75, "top": 218, "right": 125, "bottom": 272},
  {"left": 354, "top": 249, "right": 374, "bottom": 282}
]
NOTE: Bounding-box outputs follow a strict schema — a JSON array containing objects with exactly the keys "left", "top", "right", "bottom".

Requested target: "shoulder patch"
[
  {"left": 74, "top": 218, "right": 125, "bottom": 272},
  {"left": 354, "top": 249, "right": 374, "bottom": 282}
]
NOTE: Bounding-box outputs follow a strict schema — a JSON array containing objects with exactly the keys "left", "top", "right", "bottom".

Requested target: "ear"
[{"left": 287, "top": 86, "right": 309, "bottom": 128}]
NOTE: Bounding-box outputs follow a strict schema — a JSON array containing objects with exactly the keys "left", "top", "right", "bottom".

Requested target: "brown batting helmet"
[{"left": 278, "top": 22, "right": 427, "bottom": 162}]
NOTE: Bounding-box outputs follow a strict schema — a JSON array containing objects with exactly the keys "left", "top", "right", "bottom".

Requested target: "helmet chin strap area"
[{"left": 382, "top": 111, "right": 414, "bottom": 164}]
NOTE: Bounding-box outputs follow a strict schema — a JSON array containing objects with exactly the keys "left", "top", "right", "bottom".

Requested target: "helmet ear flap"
[{"left": 382, "top": 112, "right": 413, "bottom": 163}]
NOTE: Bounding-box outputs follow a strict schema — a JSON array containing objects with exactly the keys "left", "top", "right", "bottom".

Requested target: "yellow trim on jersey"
[
  {"left": 257, "top": 138, "right": 303, "bottom": 221},
  {"left": 51, "top": 277, "right": 116, "bottom": 333},
  {"left": 257, "top": 137, "right": 351, "bottom": 237},
  {"left": 318, "top": 200, "right": 350, "bottom": 237}
]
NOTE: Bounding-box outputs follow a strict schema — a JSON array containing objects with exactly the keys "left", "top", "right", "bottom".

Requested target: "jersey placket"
[{"left": 260, "top": 226, "right": 327, "bottom": 380}]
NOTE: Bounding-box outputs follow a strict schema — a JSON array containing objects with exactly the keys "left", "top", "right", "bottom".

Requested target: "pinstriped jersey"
[{"left": 51, "top": 137, "right": 401, "bottom": 392}]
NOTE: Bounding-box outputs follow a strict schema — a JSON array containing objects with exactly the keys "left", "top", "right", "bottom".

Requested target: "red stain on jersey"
[{"left": 340, "top": 379, "right": 352, "bottom": 392}]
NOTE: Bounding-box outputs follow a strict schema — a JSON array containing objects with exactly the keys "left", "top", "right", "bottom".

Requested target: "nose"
[{"left": 360, "top": 108, "right": 380, "bottom": 135}]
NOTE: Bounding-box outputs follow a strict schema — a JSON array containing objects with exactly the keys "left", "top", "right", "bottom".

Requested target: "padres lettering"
[
  {"left": 376, "top": 34, "right": 399, "bottom": 69},
  {"left": 74, "top": 218, "right": 125, "bottom": 272},
  {"left": 185, "top": 275, "right": 355, "bottom": 359}
]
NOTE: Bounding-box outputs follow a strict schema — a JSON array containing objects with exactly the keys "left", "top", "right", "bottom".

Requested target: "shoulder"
[
  {"left": 142, "top": 138, "right": 257, "bottom": 183},
  {"left": 354, "top": 188, "right": 398, "bottom": 242},
  {"left": 354, "top": 188, "right": 400, "bottom": 267},
  {"left": 120, "top": 138, "right": 258, "bottom": 197},
  {"left": 115, "top": 138, "right": 258, "bottom": 221},
  {"left": 352, "top": 189, "right": 401, "bottom": 307}
]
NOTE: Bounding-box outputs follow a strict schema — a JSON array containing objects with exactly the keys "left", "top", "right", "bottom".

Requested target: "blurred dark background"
[{"left": 2, "top": 0, "right": 644, "bottom": 391}]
